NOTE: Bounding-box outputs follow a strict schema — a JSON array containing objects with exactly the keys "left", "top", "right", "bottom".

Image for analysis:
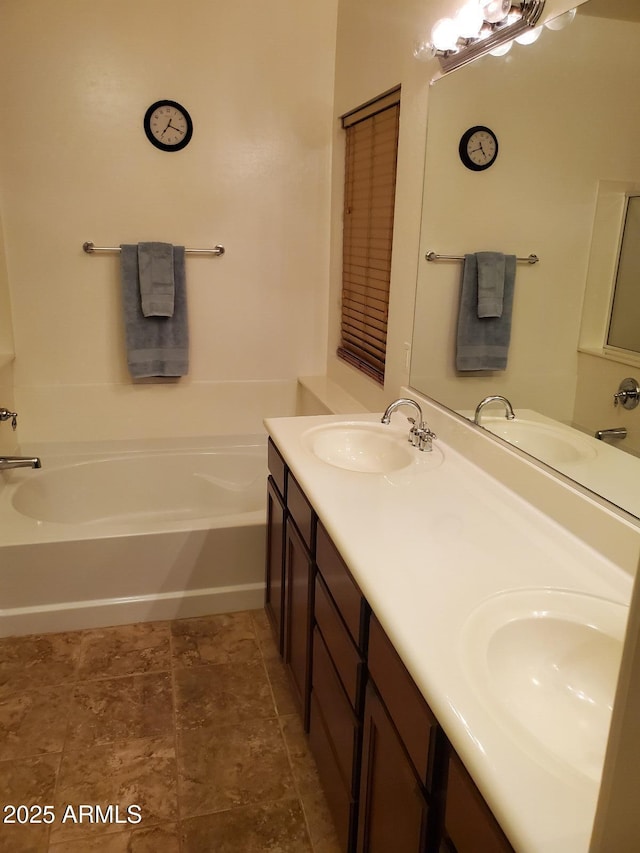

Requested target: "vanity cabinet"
[
  {"left": 441, "top": 749, "right": 513, "bottom": 853},
  {"left": 309, "top": 522, "right": 369, "bottom": 850},
  {"left": 265, "top": 438, "right": 315, "bottom": 727},
  {"left": 358, "top": 614, "right": 440, "bottom": 853},
  {"left": 265, "top": 440, "right": 287, "bottom": 654},
  {"left": 264, "top": 439, "right": 515, "bottom": 853}
]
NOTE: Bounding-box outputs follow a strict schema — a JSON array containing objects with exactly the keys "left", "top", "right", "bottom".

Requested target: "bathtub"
[{"left": 0, "top": 435, "right": 268, "bottom": 637}]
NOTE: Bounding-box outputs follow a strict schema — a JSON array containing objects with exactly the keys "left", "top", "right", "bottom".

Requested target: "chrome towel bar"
[
  {"left": 83, "top": 241, "right": 225, "bottom": 256},
  {"left": 426, "top": 250, "right": 539, "bottom": 264}
]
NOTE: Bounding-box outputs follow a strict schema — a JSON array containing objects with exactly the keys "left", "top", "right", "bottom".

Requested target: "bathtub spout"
[{"left": 0, "top": 456, "right": 42, "bottom": 470}]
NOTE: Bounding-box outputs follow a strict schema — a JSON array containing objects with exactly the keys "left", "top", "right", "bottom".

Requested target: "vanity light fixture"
[{"left": 414, "top": 0, "right": 559, "bottom": 75}]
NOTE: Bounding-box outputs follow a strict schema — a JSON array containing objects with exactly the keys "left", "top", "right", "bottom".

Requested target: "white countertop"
[{"left": 264, "top": 412, "right": 633, "bottom": 853}]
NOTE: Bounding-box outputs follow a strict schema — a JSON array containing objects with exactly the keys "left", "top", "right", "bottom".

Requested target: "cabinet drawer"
[
  {"left": 444, "top": 751, "right": 514, "bottom": 853},
  {"left": 309, "top": 693, "right": 355, "bottom": 852},
  {"left": 368, "top": 614, "right": 436, "bottom": 789},
  {"left": 315, "top": 575, "right": 364, "bottom": 712},
  {"left": 267, "top": 438, "right": 286, "bottom": 499},
  {"left": 316, "top": 522, "right": 367, "bottom": 651},
  {"left": 287, "top": 474, "right": 314, "bottom": 551},
  {"left": 312, "top": 626, "right": 360, "bottom": 794}
]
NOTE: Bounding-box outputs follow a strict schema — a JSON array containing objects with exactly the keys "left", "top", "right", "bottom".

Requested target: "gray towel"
[
  {"left": 120, "top": 244, "right": 189, "bottom": 378},
  {"left": 476, "top": 251, "right": 505, "bottom": 318},
  {"left": 456, "top": 253, "right": 516, "bottom": 371},
  {"left": 138, "top": 241, "right": 175, "bottom": 317}
]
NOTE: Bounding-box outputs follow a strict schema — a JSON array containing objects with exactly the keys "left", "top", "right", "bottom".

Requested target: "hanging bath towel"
[
  {"left": 120, "top": 244, "right": 189, "bottom": 378},
  {"left": 456, "top": 252, "right": 516, "bottom": 371}
]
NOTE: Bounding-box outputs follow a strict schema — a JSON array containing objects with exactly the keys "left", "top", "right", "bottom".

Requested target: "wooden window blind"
[{"left": 338, "top": 88, "right": 400, "bottom": 384}]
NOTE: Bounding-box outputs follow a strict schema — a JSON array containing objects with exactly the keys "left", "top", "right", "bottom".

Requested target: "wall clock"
[
  {"left": 143, "top": 100, "right": 193, "bottom": 152},
  {"left": 458, "top": 125, "right": 498, "bottom": 171}
]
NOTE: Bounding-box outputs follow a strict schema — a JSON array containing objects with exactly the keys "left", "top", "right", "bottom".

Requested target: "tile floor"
[{"left": 0, "top": 609, "right": 340, "bottom": 853}]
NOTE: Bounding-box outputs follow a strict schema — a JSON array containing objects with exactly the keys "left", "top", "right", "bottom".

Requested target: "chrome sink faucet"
[
  {"left": 0, "top": 456, "right": 41, "bottom": 470},
  {"left": 474, "top": 395, "right": 515, "bottom": 425},
  {"left": 381, "top": 398, "right": 437, "bottom": 452}
]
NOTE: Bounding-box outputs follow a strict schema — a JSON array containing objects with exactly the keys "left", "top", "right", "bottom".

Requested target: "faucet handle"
[
  {"left": 0, "top": 408, "right": 17, "bottom": 430},
  {"left": 408, "top": 418, "right": 437, "bottom": 451}
]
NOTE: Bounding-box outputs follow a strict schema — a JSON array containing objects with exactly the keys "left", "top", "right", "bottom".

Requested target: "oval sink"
[
  {"left": 302, "top": 422, "right": 415, "bottom": 473},
  {"left": 461, "top": 589, "right": 628, "bottom": 783},
  {"left": 482, "top": 418, "right": 597, "bottom": 465}
]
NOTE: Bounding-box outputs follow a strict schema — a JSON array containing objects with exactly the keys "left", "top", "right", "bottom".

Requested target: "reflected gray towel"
[
  {"left": 120, "top": 244, "right": 189, "bottom": 378},
  {"left": 477, "top": 251, "right": 505, "bottom": 318},
  {"left": 138, "top": 241, "right": 175, "bottom": 317},
  {"left": 456, "top": 253, "right": 516, "bottom": 371}
]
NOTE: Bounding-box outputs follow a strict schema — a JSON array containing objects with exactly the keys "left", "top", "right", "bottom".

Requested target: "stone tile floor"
[{"left": 0, "top": 610, "right": 340, "bottom": 852}]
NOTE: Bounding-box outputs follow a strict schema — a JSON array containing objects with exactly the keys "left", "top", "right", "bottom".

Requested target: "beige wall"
[
  {"left": 0, "top": 0, "right": 338, "bottom": 442},
  {"left": 0, "top": 214, "right": 16, "bottom": 455}
]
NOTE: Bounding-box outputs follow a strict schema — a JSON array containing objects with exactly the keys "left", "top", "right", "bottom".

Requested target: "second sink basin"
[
  {"left": 481, "top": 417, "right": 597, "bottom": 465},
  {"left": 461, "top": 588, "right": 628, "bottom": 783},
  {"left": 302, "top": 422, "right": 414, "bottom": 473}
]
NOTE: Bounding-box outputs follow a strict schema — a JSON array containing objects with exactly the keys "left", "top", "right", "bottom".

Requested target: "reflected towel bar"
[
  {"left": 83, "top": 241, "right": 225, "bottom": 256},
  {"left": 426, "top": 251, "right": 539, "bottom": 264}
]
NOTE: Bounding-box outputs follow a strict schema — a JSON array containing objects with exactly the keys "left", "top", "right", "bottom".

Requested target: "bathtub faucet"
[
  {"left": 0, "top": 456, "right": 42, "bottom": 470},
  {"left": 0, "top": 408, "right": 18, "bottom": 430}
]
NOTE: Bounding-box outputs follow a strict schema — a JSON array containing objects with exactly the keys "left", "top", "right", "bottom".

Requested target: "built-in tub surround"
[
  {"left": 0, "top": 435, "right": 267, "bottom": 637},
  {"left": 265, "top": 410, "right": 634, "bottom": 852}
]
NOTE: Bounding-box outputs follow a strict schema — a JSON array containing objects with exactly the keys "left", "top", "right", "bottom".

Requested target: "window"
[{"left": 338, "top": 88, "right": 400, "bottom": 385}]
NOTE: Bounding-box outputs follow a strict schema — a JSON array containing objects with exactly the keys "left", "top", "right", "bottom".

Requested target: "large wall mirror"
[{"left": 410, "top": 0, "right": 640, "bottom": 519}]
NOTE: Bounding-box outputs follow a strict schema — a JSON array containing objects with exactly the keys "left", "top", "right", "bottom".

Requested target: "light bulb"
[
  {"left": 545, "top": 8, "right": 576, "bottom": 31},
  {"left": 490, "top": 39, "right": 513, "bottom": 56},
  {"left": 431, "top": 17, "right": 459, "bottom": 52},
  {"left": 412, "top": 39, "right": 437, "bottom": 62},
  {"left": 515, "top": 25, "right": 542, "bottom": 45},
  {"left": 456, "top": 1, "right": 484, "bottom": 39},
  {"left": 481, "top": 0, "right": 511, "bottom": 25}
]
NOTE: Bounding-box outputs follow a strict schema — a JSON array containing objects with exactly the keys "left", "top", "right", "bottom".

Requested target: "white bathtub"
[{"left": 0, "top": 435, "right": 268, "bottom": 637}]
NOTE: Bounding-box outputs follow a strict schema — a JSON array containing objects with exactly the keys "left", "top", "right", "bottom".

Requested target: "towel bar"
[
  {"left": 83, "top": 241, "right": 225, "bottom": 256},
  {"left": 426, "top": 251, "right": 538, "bottom": 264}
]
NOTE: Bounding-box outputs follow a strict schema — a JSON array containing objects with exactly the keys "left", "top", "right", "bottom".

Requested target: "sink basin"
[
  {"left": 302, "top": 422, "right": 415, "bottom": 473},
  {"left": 461, "top": 589, "right": 628, "bottom": 782},
  {"left": 481, "top": 418, "right": 597, "bottom": 465}
]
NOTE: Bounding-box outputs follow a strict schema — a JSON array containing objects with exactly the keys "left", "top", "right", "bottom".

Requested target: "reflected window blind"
[{"left": 338, "top": 88, "right": 400, "bottom": 384}]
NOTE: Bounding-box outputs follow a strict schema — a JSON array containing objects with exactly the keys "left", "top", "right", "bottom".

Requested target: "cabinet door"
[
  {"left": 357, "top": 683, "right": 428, "bottom": 853},
  {"left": 443, "top": 751, "right": 514, "bottom": 853},
  {"left": 284, "top": 518, "right": 314, "bottom": 729},
  {"left": 264, "top": 476, "right": 286, "bottom": 656}
]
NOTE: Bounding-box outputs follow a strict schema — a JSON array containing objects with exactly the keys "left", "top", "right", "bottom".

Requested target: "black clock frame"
[
  {"left": 458, "top": 125, "right": 498, "bottom": 171},
  {"left": 143, "top": 100, "right": 193, "bottom": 152}
]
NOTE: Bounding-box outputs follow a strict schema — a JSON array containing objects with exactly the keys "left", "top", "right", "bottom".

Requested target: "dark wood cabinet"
[
  {"left": 264, "top": 438, "right": 515, "bottom": 853},
  {"left": 265, "top": 438, "right": 315, "bottom": 729},
  {"left": 265, "top": 475, "right": 285, "bottom": 655},
  {"left": 358, "top": 682, "right": 430, "bottom": 853},
  {"left": 442, "top": 750, "right": 513, "bottom": 853},
  {"left": 283, "top": 516, "right": 314, "bottom": 727}
]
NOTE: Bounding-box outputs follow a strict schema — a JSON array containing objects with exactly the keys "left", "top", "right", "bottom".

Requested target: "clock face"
[
  {"left": 144, "top": 100, "right": 193, "bottom": 151},
  {"left": 459, "top": 126, "right": 498, "bottom": 171}
]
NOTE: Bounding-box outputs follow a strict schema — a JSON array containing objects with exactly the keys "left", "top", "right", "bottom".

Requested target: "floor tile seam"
[
  {"left": 169, "top": 652, "right": 265, "bottom": 673},
  {"left": 71, "top": 665, "right": 174, "bottom": 686},
  {"left": 167, "top": 625, "right": 185, "bottom": 853},
  {"left": 276, "top": 713, "right": 319, "bottom": 850},
  {"left": 253, "top": 618, "right": 285, "bottom": 720},
  {"left": 0, "top": 667, "right": 175, "bottom": 698},
  {"left": 178, "top": 791, "right": 304, "bottom": 824}
]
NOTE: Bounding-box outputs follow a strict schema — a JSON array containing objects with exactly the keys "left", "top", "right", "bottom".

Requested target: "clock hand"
[{"left": 166, "top": 120, "right": 185, "bottom": 135}]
